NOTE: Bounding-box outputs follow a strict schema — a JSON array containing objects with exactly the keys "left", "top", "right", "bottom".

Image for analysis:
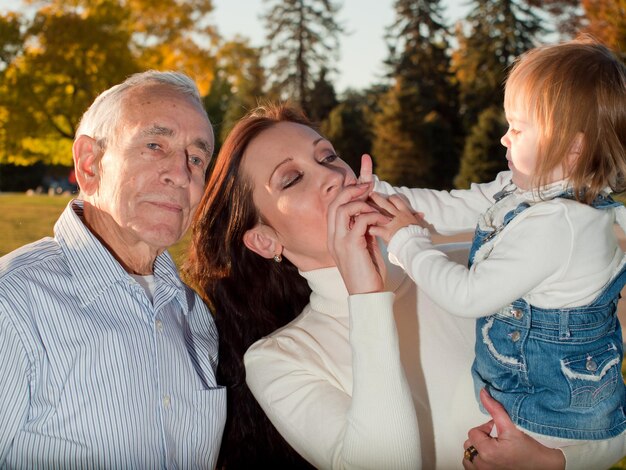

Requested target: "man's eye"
[
  {"left": 147, "top": 142, "right": 161, "bottom": 150},
  {"left": 189, "top": 155, "right": 205, "bottom": 167}
]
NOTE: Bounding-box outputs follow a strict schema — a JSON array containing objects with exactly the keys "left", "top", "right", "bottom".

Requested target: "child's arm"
[
  {"left": 378, "top": 203, "right": 573, "bottom": 318},
  {"left": 358, "top": 154, "right": 512, "bottom": 235}
]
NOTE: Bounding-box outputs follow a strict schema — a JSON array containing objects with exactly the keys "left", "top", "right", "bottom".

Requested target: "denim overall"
[{"left": 469, "top": 189, "right": 626, "bottom": 440}]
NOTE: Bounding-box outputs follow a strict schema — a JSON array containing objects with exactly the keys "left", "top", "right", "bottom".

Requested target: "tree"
[
  {"left": 454, "top": 106, "right": 508, "bottom": 188},
  {"left": 0, "top": 12, "right": 22, "bottom": 69},
  {"left": 372, "top": 0, "right": 460, "bottom": 188},
  {"left": 308, "top": 66, "right": 337, "bottom": 124},
  {"left": 0, "top": 0, "right": 221, "bottom": 167},
  {"left": 371, "top": 82, "right": 425, "bottom": 186},
  {"left": 320, "top": 90, "right": 371, "bottom": 173},
  {"left": 126, "top": 0, "right": 219, "bottom": 94},
  {"left": 452, "top": 0, "right": 547, "bottom": 188},
  {"left": 579, "top": 0, "right": 626, "bottom": 60},
  {"left": 261, "top": 0, "right": 342, "bottom": 116},
  {"left": 0, "top": 2, "right": 139, "bottom": 165},
  {"left": 215, "top": 38, "right": 267, "bottom": 143},
  {"left": 452, "top": 0, "right": 543, "bottom": 132}
]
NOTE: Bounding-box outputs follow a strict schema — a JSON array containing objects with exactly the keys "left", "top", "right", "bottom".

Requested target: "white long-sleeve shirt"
[{"left": 378, "top": 172, "right": 624, "bottom": 317}]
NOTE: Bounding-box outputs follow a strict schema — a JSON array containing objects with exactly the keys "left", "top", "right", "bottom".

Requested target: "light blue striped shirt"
[{"left": 0, "top": 201, "right": 225, "bottom": 468}]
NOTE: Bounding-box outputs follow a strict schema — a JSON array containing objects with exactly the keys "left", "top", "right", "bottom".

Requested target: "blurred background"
[
  {"left": 0, "top": 0, "right": 622, "bottom": 195},
  {"left": 0, "top": 1, "right": 624, "bottom": 466}
]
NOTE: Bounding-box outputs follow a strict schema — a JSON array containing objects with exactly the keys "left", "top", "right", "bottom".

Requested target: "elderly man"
[{"left": 0, "top": 71, "right": 225, "bottom": 467}]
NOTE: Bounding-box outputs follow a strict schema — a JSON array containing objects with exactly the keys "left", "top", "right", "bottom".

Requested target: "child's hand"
[{"left": 367, "top": 192, "right": 427, "bottom": 244}]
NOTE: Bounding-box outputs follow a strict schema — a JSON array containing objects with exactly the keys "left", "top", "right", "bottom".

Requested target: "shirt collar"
[
  {"left": 299, "top": 241, "right": 406, "bottom": 315},
  {"left": 513, "top": 178, "right": 571, "bottom": 202},
  {"left": 55, "top": 200, "right": 188, "bottom": 313}
]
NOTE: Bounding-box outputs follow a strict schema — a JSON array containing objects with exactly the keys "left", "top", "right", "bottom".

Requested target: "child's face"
[
  {"left": 500, "top": 102, "right": 541, "bottom": 190},
  {"left": 501, "top": 98, "right": 567, "bottom": 190}
]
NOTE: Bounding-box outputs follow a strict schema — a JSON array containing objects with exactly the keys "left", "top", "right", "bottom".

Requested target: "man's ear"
[
  {"left": 73, "top": 135, "right": 101, "bottom": 195},
  {"left": 243, "top": 224, "right": 282, "bottom": 260}
]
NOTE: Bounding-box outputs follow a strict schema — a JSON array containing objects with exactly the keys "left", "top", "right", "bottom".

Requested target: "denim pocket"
[{"left": 561, "top": 342, "right": 620, "bottom": 408}]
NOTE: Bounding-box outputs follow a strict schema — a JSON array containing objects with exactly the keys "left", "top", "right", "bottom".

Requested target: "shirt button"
[
  {"left": 162, "top": 395, "right": 171, "bottom": 408},
  {"left": 586, "top": 358, "right": 598, "bottom": 372},
  {"left": 510, "top": 331, "right": 521, "bottom": 342},
  {"left": 510, "top": 309, "right": 523, "bottom": 319},
  {"left": 155, "top": 320, "right": 163, "bottom": 332}
]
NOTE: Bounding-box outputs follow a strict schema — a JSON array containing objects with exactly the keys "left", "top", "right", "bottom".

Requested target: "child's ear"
[
  {"left": 243, "top": 223, "right": 283, "bottom": 260},
  {"left": 73, "top": 135, "right": 101, "bottom": 195},
  {"left": 564, "top": 132, "right": 584, "bottom": 172},
  {"left": 569, "top": 132, "right": 584, "bottom": 158}
]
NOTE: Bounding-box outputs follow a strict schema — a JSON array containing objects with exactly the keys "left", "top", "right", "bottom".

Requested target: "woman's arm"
[{"left": 244, "top": 292, "right": 421, "bottom": 469}]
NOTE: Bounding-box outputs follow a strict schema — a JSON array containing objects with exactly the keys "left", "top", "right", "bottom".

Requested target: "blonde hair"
[{"left": 504, "top": 37, "right": 626, "bottom": 203}]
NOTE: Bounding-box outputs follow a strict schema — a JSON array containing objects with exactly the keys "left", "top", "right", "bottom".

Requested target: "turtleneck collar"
[{"left": 299, "top": 241, "right": 408, "bottom": 316}]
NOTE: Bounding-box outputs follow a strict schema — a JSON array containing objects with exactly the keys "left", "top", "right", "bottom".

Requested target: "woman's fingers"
[
  {"left": 369, "top": 192, "right": 416, "bottom": 215},
  {"left": 358, "top": 154, "right": 373, "bottom": 184},
  {"left": 367, "top": 192, "right": 395, "bottom": 217},
  {"left": 333, "top": 200, "right": 383, "bottom": 240},
  {"left": 349, "top": 211, "right": 391, "bottom": 236},
  {"left": 327, "top": 183, "right": 370, "bottom": 244},
  {"left": 479, "top": 388, "right": 515, "bottom": 437}
]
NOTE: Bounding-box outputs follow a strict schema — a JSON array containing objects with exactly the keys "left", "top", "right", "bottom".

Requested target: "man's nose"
[{"left": 161, "top": 150, "right": 191, "bottom": 187}]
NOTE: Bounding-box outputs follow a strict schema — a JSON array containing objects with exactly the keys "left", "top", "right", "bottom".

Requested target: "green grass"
[
  {"left": 2, "top": 193, "right": 626, "bottom": 468},
  {"left": 1, "top": 193, "right": 72, "bottom": 256},
  {"left": 0, "top": 193, "right": 191, "bottom": 264}
]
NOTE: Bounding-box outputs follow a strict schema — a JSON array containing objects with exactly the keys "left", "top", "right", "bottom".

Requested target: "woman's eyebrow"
[{"left": 268, "top": 157, "right": 294, "bottom": 185}]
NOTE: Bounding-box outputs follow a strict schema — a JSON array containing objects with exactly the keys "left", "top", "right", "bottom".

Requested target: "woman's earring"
[{"left": 273, "top": 253, "right": 282, "bottom": 263}]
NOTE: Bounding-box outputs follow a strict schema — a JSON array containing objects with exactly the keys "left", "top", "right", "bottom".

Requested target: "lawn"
[{"left": 1, "top": 193, "right": 626, "bottom": 468}]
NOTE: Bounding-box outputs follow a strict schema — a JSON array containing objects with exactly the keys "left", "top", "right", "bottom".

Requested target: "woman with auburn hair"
[{"left": 185, "top": 103, "right": 625, "bottom": 469}]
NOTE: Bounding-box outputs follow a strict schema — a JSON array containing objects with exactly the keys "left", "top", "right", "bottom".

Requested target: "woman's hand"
[
  {"left": 357, "top": 154, "right": 374, "bottom": 186},
  {"left": 327, "top": 183, "right": 391, "bottom": 295},
  {"left": 462, "top": 389, "right": 565, "bottom": 470}
]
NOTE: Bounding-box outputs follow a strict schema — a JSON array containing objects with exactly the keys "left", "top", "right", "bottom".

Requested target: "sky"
[{"left": 212, "top": 0, "right": 472, "bottom": 93}]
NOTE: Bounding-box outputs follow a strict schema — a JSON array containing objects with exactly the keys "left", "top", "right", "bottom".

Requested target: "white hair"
[{"left": 75, "top": 70, "right": 208, "bottom": 148}]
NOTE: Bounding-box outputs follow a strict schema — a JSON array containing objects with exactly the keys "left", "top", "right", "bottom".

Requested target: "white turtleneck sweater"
[
  {"left": 244, "top": 171, "right": 626, "bottom": 469},
  {"left": 246, "top": 244, "right": 490, "bottom": 469}
]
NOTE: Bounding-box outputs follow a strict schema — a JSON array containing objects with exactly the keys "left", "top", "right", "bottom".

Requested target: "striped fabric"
[{"left": 0, "top": 201, "right": 225, "bottom": 469}]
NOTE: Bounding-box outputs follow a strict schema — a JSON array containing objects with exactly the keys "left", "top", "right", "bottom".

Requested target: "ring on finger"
[{"left": 464, "top": 445, "right": 479, "bottom": 463}]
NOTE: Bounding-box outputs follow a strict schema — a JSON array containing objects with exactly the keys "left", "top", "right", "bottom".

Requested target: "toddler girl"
[{"left": 368, "top": 38, "right": 626, "bottom": 448}]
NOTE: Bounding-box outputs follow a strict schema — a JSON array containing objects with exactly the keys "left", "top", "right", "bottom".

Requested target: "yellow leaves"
[
  {"left": 581, "top": 0, "right": 626, "bottom": 53},
  {"left": 2, "top": 136, "right": 73, "bottom": 166}
]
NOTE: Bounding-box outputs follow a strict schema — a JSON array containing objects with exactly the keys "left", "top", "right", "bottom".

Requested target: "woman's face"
[{"left": 242, "top": 121, "right": 357, "bottom": 271}]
